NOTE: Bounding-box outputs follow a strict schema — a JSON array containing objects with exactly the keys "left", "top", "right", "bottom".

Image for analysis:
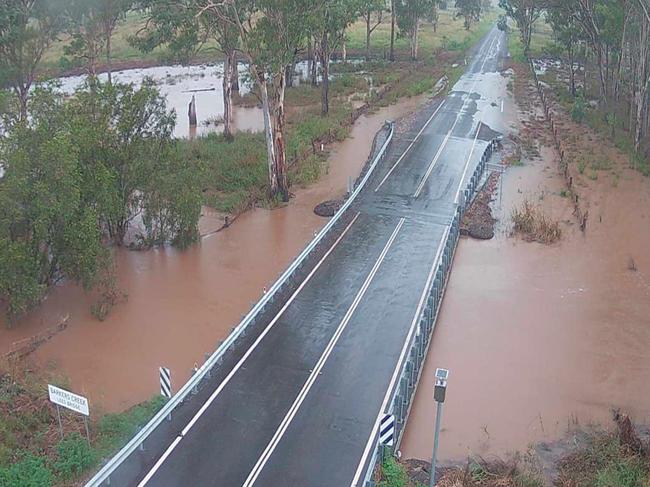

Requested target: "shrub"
[
  {"left": 511, "top": 199, "right": 562, "bottom": 244},
  {"left": 54, "top": 433, "right": 96, "bottom": 481},
  {"left": 571, "top": 94, "right": 586, "bottom": 122},
  {"left": 0, "top": 453, "right": 52, "bottom": 487}
]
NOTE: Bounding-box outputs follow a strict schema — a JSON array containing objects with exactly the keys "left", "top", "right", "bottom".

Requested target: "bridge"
[{"left": 87, "top": 25, "right": 507, "bottom": 487}]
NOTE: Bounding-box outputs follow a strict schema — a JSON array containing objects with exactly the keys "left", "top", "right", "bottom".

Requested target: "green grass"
[
  {"left": 558, "top": 430, "right": 650, "bottom": 487},
  {"left": 377, "top": 457, "right": 410, "bottom": 487},
  {"left": 0, "top": 372, "right": 166, "bottom": 487}
]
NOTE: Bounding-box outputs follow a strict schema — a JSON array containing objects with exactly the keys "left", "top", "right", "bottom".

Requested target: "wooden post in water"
[{"left": 188, "top": 94, "right": 197, "bottom": 128}]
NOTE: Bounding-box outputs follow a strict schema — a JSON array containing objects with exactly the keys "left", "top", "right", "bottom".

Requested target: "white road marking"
[
  {"left": 351, "top": 27, "right": 504, "bottom": 487},
  {"left": 501, "top": 99, "right": 504, "bottom": 112},
  {"left": 350, "top": 224, "right": 450, "bottom": 487},
  {"left": 243, "top": 218, "right": 406, "bottom": 486},
  {"left": 374, "top": 100, "right": 446, "bottom": 192},
  {"left": 412, "top": 29, "right": 500, "bottom": 199},
  {"left": 454, "top": 122, "right": 482, "bottom": 205},
  {"left": 137, "top": 213, "right": 362, "bottom": 487},
  {"left": 412, "top": 128, "right": 454, "bottom": 198}
]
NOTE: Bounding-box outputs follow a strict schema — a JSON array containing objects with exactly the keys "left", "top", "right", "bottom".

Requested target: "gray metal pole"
[
  {"left": 429, "top": 401, "right": 443, "bottom": 487},
  {"left": 56, "top": 405, "right": 64, "bottom": 440},
  {"left": 84, "top": 416, "right": 91, "bottom": 445}
]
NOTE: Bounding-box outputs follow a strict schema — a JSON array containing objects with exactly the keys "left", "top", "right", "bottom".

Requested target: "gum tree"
[
  {"left": 395, "top": 0, "right": 438, "bottom": 60},
  {"left": 0, "top": 0, "right": 64, "bottom": 119},
  {"left": 229, "top": 0, "right": 321, "bottom": 200}
]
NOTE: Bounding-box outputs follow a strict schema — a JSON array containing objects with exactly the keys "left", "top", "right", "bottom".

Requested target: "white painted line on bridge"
[
  {"left": 351, "top": 223, "right": 450, "bottom": 487},
  {"left": 454, "top": 121, "right": 482, "bottom": 205},
  {"left": 243, "top": 217, "right": 406, "bottom": 487},
  {"left": 137, "top": 212, "right": 362, "bottom": 487},
  {"left": 412, "top": 29, "right": 500, "bottom": 199},
  {"left": 374, "top": 100, "right": 446, "bottom": 192}
]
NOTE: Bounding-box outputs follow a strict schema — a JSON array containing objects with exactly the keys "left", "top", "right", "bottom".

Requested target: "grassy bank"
[
  {"left": 511, "top": 17, "right": 650, "bottom": 177},
  {"left": 376, "top": 416, "right": 650, "bottom": 487},
  {"left": 0, "top": 371, "right": 165, "bottom": 486}
]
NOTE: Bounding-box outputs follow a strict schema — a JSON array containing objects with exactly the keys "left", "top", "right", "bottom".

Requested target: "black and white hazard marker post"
[
  {"left": 379, "top": 413, "right": 395, "bottom": 465},
  {"left": 160, "top": 367, "right": 172, "bottom": 398},
  {"left": 429, "top": 368, "right": 449, "bottom": 487}
]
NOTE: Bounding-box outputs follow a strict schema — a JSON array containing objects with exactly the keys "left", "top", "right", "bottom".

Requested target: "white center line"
[
  {"left": 374, "top": 100, "right": 446, "bottom": 192},
  {"left": 501, "top": 99, "right": 504, "bottom": 112},
  {"left": 243, "top": 218, "right": 406, "bottom": 487},
  {"left": 136, "top": 213, "right": 362, "bottom": 487},
  {"left": 351, "top": 26, "right": 503, "bottom": 487},
  {"left": 412, "top": 29, "right": 500, "bottom": 199},
  {"left": 350, "top": 224, "right": 450, "bottom": 487}
]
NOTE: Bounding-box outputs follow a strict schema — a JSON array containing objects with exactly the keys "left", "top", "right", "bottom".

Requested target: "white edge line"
[
  {"left": 137, "top": 437, "right": 182, "bottom": 487},
  {"left": 453, "top": 122, "right": 482, "bottom": 205},
  {"left": 350, "top": 224, "right": 450, "bottom": 487},
  {"left": 374, "top": 100, "right": 446, "bottom": 192},
  {"left": 412, "top": 128, "right": 454, "bottom": 198},
  {"left": 243, "top": 218, "right": 406, "bottom": 487},
  {"left": 351, "top": 29, "right": 503, "bottom": 485},
  {"left": 412, "top": 29, "right": 500, "bottom": 200},
  {"left": 137, "top": 212, "right": 361, "bottom": 487}
]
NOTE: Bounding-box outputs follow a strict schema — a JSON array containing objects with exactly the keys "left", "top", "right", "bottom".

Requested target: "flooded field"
[
  {"left": 55, "top": 60, "right": 364, "bottom": 138},
  {"left": 400, "top": 120, "right": 650, "bottom": 463},
  {"left": 0, "top": 95, "right": 424, "bottom": 413}
]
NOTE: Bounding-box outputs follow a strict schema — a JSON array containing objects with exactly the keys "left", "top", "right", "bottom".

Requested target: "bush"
[
  {"left": 0, "top": 453, "right": 52, "bottom": 487},
  {"left": 378, "top": 457, "right": 409, "bottom": 487},
  {"left": 54, "top": 433, "right": 96, "bottom": 481},
  {"left": 511, "top": 199, "right": 562, "bottom": 244},
  {"left": 571, "top": 94, "right": 586, "bottom": 122}
]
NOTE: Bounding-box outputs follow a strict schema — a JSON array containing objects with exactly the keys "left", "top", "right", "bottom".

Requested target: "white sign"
[{"left": 48, "top": 384, "right": 89, "bottom": 416}]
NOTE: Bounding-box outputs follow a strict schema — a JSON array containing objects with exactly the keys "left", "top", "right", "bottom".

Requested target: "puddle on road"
[
  {"left": 0, "top": 95, "right": 425, "bottom": 413},
  {"left": 400, "top": 133, "right": 650, "bottom": 462}
]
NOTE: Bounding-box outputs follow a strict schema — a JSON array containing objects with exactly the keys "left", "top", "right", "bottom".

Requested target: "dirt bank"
[
  {"left": 0, "top": 96, "right": 425, "bottom": 414},
  {"left": 400, "top": 58, "right": 650, "bottom": 463}
]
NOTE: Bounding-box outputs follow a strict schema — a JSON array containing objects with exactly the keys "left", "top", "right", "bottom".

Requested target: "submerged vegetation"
[
  {"left": 511, "top": 198, "right": 562, "bottom": 244},
  {"left": 0, "top": 0, "right": 495, "bottom": 325}
]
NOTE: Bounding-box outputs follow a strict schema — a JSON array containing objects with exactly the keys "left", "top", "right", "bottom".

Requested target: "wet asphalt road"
[{"left": 111, "top": 26, "right": 507, "bottom": 487}]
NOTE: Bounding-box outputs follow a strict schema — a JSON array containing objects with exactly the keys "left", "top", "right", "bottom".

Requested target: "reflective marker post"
[{"left": 430, "top": 368, "right": 449, "bottom": 487}]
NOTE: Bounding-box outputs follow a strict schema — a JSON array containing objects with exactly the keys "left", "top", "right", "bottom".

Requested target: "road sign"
[
  {"left": 160, "top": 367, "right": 171, "bottom": 398},
  {"left": 379, "top": 413, "right": 395, "bottom": 446},
  {"left": 48, "top": 384, "right": 89, "bottom": 416}
]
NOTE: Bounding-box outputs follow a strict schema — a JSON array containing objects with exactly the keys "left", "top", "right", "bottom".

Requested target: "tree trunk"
[
  {"left": 232, "top": 52, "right": 240, "bottom": 92},
  {"left": 17, "top": 86, "right": 28, "bottom": 121},
  {"left": 223, "top": 51, "right": 234, "bottom": 141},
  {"left": 258, "top": 76, "right": 278, "bottom": 196},
  {"left": 106, "top": 34, "right": 113, "bottom": 86},
  {"left": 411, "top": 17, "right": 419, "bottom": 60},
  {"left": 390, "top": 0, "right": 395, "bottom": 62},
  {"left": 366, "top": 12, "right": 371, "bottom": 61},
  {"left": 271, "top": 72, "right": 289, "bottom": 201},
  {"left": 569, "top": 43, "right": 576, "bottom": 96},
  {"left": 321, "top": 33, "right": 330, "bottom": 115},
  {"left": 311, "top": 49, "right": 318, "bottom": 87}
]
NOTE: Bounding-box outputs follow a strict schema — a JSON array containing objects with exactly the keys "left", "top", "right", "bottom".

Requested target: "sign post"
[
  {"left": 48, "top": 384, "right": 90, "bottom": 444},
  {"left": 430, "top": 368, "right": 449, "bottom": 487}
]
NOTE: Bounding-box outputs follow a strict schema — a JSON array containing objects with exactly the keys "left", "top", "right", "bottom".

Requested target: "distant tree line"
[{"left": 500, "top": 0, "right": 650, "bottom": 156}]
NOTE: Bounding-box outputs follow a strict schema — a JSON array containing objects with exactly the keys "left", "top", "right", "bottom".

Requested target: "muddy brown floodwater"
[
  {"left": 0, "top": 96, "right": 425, "bottom": 414},
  {"left": 401, "top": 113, "right": 650, "bottom": 462}
]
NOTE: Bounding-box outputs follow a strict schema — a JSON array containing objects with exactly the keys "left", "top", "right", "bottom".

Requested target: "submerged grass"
[{"left": 511, "top": 198, "right": 562, "bottom": 244}]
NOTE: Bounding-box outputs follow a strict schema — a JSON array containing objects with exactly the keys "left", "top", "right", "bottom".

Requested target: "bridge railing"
[
  {"left": 361, "top": 137, "right": 498, "bottom": 487},
  {"left": 85, "top": 121, "right": 395, "bottom": 487}
]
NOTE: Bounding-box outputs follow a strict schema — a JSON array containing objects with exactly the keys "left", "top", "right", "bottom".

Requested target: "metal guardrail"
[
  {"left": 361, "top": 138, "right": 498, "bottom": 487},
  {"left": 85, "top": 121, "right": 395, "bottom": 487}
]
